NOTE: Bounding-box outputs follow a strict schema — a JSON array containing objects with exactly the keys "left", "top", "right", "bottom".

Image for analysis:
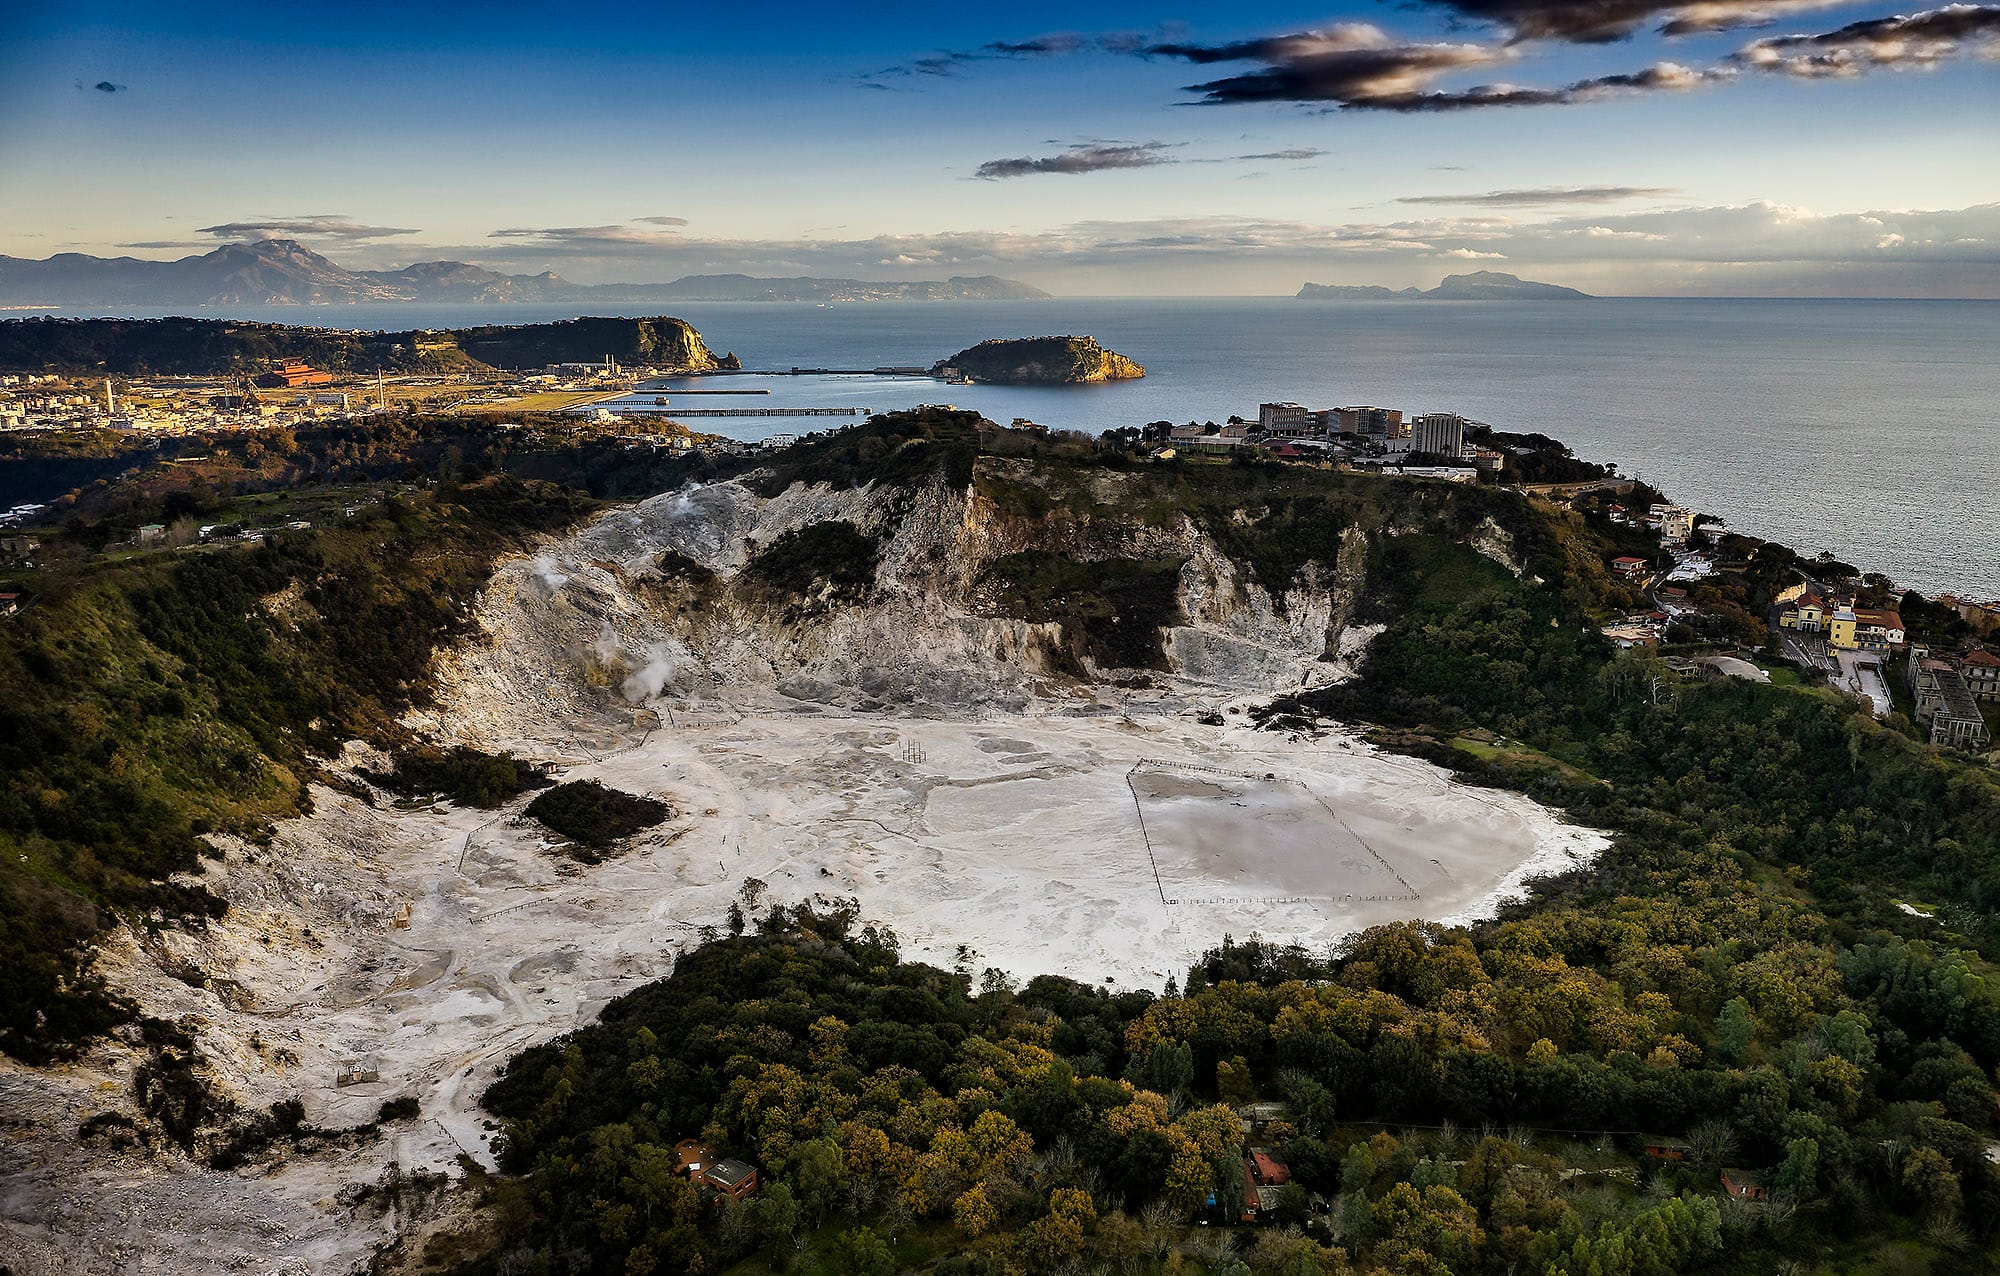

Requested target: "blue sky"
[{"left": 2, "top": 0, "right": 1996, "bottom": 294}]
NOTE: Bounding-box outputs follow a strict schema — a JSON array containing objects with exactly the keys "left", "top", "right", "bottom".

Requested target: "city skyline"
[{"left": 2, "top": 0, "right": 1997, "bottom": 296}]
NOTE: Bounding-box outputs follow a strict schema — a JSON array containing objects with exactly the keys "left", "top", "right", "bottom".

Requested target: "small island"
[
  {"left": 934, "top": 335, "right": 1145, "bottom": 385},
  {"left": 1298, "top": 270, "right": 1592, "bottom": 301}
]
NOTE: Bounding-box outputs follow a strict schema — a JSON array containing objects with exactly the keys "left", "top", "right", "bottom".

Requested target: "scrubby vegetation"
[
  {"left": 366, "top": 745, "right": 550, "bottom": 809},
  {"left": 983, "top": 551, "right": 1187, "bottom": 671},
  {"left": 525, "top": 781, "right": 671, "bottom": 859},
  {"left": 0, "top": 472, "right": 595, "bottom": 1061},
  {"left": 939, "top": 335, "right": 1145, "bottom": 384},
  {"left": 742, "top": 520, "right": 882, "bottom": 603}
]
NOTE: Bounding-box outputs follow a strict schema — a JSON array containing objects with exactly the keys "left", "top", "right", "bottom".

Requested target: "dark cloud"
[
  {"left": 973, "top": 142, "right": 1327, "bottom": 178},
  {"left": 1229, "top": 148, "right": 1330, "bottom": 161},
  {"left": 78, "top": 80, "right": 126, "bottom": 92},
  {"left": 1153, "top": 25, "right": 1509, "bottom": 105},
  {"left": 635, "top": 215, "right": 689, "bottom": 227},
  {"left": 975, "top": 142, "right": 1176, "bottom": 179},
  {"left": 1735, "top": 4, "right": 2000, "bottom": 76},
  {"left": 194, "top": 216, "right": 419, "bottom": 241},
  {"left": 1414, "top": 1, "right": 1846, "bottom": 44},
  {"left": 1399, "top": 186, "right": 1678, "bottom": 205},
  {"left": 860, "top": 29, "right": 1157, "bottom": 86},
  {"left": 1151, "top": 25, "right": 1732, "bottom": 110}
]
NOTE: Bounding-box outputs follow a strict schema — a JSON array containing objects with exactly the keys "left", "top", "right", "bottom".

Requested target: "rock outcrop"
[{"left": 934, "top": 335, "right": 1145, "bottom": 384}]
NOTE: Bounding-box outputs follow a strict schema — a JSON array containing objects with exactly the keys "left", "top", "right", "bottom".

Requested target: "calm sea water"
[{"left": 31, "top": 299, "right": 2000, "bottom": 596}]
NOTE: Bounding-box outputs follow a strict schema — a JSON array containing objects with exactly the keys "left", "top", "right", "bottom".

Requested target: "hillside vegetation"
[
  {"left": 4, "top": 408, "right": 1999, "bottom": 1273},
  {"left": 0, "top": 314, "right": 736, "bottom": 376},
  {"left": 938, "top": 335, "right": 1146, "bottom": 384},
  {"left": 438, "top": 414, "right": 2000, "bottom": 1275},
  {"left": 0, "top": 471, "right": 595, "bottom": 1061}
]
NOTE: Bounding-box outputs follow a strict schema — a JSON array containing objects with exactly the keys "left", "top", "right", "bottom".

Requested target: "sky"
[{"left": 0, "top": 0, "right": 1996, "bottom": 296}]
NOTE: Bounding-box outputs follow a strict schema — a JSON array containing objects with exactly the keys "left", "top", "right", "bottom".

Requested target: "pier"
[
  {"left": 636, "top": 388, "right": 771, "bottom": 396},
  {"left": 618, "top": 406, "right": 868, "bottom": 418}
]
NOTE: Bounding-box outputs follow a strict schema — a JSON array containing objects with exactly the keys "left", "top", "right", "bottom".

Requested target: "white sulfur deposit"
[{"left": 0, "top": 467, "right": 1604, "bottom": 1274}]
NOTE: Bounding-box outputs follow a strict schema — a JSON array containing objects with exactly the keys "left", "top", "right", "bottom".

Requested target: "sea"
[{"left": 27, "top": 298, "right": 2000, "bottom": 597}]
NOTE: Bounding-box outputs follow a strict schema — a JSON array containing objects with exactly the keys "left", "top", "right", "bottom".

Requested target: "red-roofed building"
[
  {"left": 1611, "top": 556, "right": 1649, "bottom": 578},
  {"left": 257, "top": 361, "right": 334, "bottom": 389},
  {"left": 1721, "top": 1169, "right": 1767, "bottom": 1202}
]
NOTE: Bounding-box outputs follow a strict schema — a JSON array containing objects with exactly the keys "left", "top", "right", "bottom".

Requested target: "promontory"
[{"left": 933, "top": 335, "right": 1145, "bottom": 384}]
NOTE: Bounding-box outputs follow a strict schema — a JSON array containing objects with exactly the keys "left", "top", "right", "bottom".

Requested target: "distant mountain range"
[
  {"left": 1297, "top": 271, "right": 1592, "bottom": 301},
  {"left": 0, "top": 239, "right": 1050, "bottom": 307}
]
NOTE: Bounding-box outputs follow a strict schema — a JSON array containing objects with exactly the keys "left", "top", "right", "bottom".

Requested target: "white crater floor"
[{"left": 0, "top": 687, "right": 1602, "bottom": 1276}]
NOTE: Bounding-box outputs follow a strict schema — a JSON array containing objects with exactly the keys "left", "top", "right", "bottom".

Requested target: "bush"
[
  {"left": 525, "top": 781, "right": 670, "bottom": 860},
  {"left": 367, "top": 745, "right": 548, "bottom": 808},
  {"left": 741, "top": 521, "right": 879, "bottom": 603}
]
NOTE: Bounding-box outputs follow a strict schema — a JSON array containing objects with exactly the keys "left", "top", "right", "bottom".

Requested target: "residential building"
[
  {"left": 1720, "top": 1170, "right": 1768, "bottom": 1202},
  {"left": 1650, "top": 504, "right": 1695, "bottom": 543},
  {"left": 0, "top": 593, "right": 19, "bottom": 618},
  {"left": 1331, "top": 405, "right": 1405, "bottom": 438},
  {"left": 1470, "top": 448, "right": 1505, "bottom": 473},
  {"left": 1258, "top": 402, "right": 1313, "bottom": 432},
  {"left": 1610, "top": 556, "right": 1649, "bottom": 579},
  {"left": 1241, "top": 1147, "right": 1292, "bottom": 1222},
  {"left": 137, "top": 523, "right": 166, "bottom": 547},
  {"left": 1602, "top": 621, "right": 1661, "bottom": 648},
  {"left": 704, "top": 1158, "right": 759, "bottom": 1202},
  {"left": 1959, "top": 648, "right": 2000, "bottom": 702},
  {"left": 1827, "top": 607, "right": 1903, "bottom": 652},
  {"left": 1909, "top": 648, "right": 1992, "bottom": 751},
  {"left": 1411, "top": 412, "right": 1468, "bottom": 459}
]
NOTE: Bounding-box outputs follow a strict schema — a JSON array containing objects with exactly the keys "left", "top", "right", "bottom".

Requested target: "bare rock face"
[{"left": 933, "top": 335, "right": 1145, "bottom": 384}]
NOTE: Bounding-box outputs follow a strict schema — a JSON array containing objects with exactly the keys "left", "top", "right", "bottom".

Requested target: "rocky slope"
[
  {"left": 422, "top": 455, "right": 1434, "bottom": 745},
  {"left": 935, "top": 335, "right": 1145, "bottom": 384}
]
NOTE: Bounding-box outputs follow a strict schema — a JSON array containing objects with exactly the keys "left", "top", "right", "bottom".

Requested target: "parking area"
[{"left": 1835, "top": 649, "right": 1892, "bottom": 717}]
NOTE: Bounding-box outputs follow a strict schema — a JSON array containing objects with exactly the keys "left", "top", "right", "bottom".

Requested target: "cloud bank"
[
  {"left": 422, "top": 202, "right": 2000, "bottom": 298},
  {"left": 194, "top": 215, "right": 419, "bottom": 242},
  {"left": 1735, "top": 3, "right": 2000, "bottom": 75},
  {"left": 1398, "top": 186, "right": 1679, "bottom": 206},
  {"left": 1415, "top": 0, "right": 1850, "bottom": 42}
]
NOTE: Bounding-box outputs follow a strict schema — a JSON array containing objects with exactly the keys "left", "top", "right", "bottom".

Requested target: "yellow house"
[{"left": 1778, "top": 593, "right": 1826, "bottom": 632}]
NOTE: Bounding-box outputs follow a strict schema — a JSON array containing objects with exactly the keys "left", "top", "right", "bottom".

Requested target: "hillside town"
[
  {"left": 0, "top": 356, "right": 664, "bottom": 436},
  {"left": 1583, "top": 489, "right": 1997, "bottom": 755}
]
